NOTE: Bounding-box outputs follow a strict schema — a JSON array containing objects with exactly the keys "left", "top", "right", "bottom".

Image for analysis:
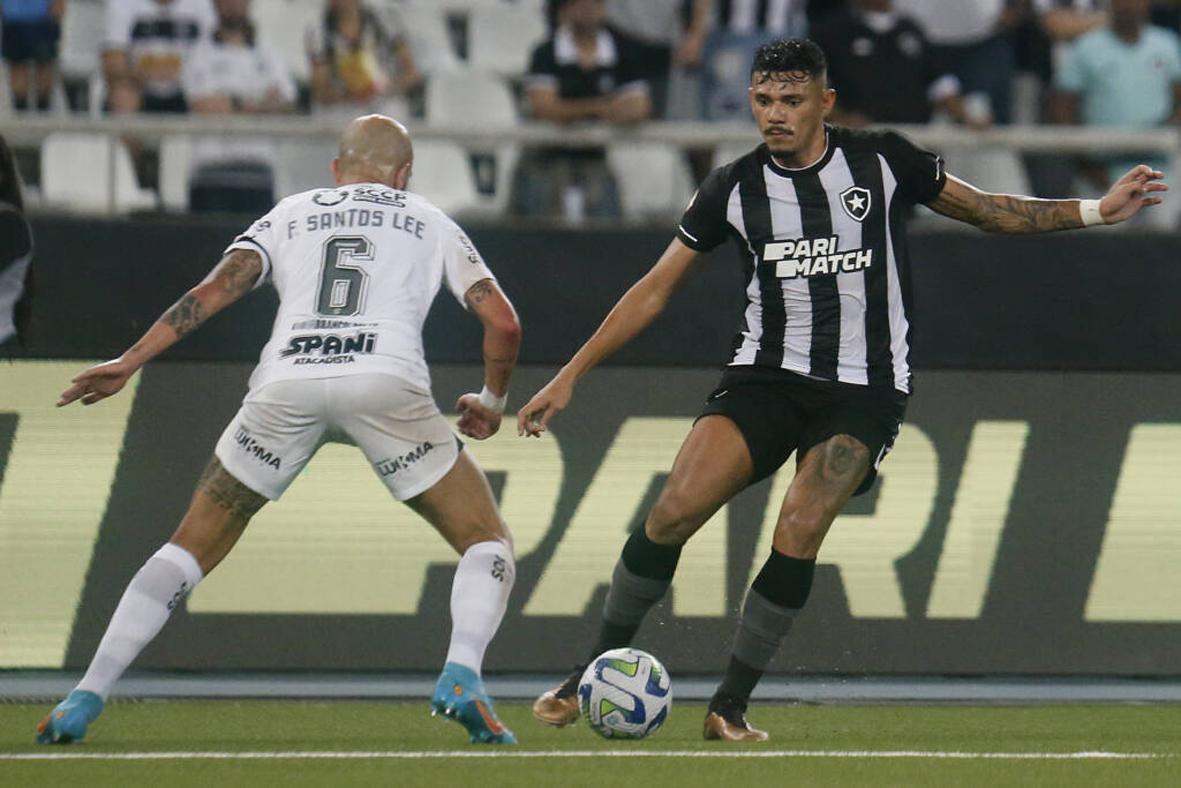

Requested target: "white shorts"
[{"left": 214, "top": 374, "right": 460, "bottom": 501}]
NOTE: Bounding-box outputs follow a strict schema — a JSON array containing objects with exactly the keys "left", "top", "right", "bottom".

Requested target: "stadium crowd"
[{"left": 0, "top": 0, "right": 1179, "bottom": 220}]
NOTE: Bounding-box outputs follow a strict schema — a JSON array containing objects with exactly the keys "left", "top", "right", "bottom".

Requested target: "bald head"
[{"left": 334, "top": 114, "right": 413, "bottom": 188}]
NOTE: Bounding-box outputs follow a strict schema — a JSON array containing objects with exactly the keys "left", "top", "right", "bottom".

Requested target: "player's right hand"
[
  {"left": 57, "top": 358, "right": 138, "bottom": 407},
  {"left": 517, "top": 376, "right": 573, "bottom": 437}
]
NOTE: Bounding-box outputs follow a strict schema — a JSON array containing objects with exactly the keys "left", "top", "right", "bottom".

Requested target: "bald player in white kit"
[{"left": 37, "top": 116, "right": 522, "bottom": 745}]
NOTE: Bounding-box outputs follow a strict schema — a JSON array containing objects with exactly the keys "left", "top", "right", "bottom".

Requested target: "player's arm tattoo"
[
  {"left": 161, "top": 293, "right": 206, "bottom": 338},
  {"left": 464, "top": 278, "right": 495, "bottom": 309},
  {"left": 210, "top": 248, "right": 265, "bottom": 300},
  {"left": 928, "top": 176, "right": 1084, "bottom": 234},
  {"left": 160, "top": 249, "right": 263, "bottom": 338},
  {"left": 196, "top": 455, "right": 267, "bottom": 520}
]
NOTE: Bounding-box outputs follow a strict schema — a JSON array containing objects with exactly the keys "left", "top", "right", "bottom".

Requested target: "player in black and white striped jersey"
[{"left": 520, "top": 38, "right": 1165, "bottom": 741}]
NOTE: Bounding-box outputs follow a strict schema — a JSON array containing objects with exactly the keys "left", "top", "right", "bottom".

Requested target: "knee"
[
  {"left": 774, "top": 509, "right": 829, "bottom": 559},
  {"left": 646, "top": 488, "right": 704, "bottom": 546}
]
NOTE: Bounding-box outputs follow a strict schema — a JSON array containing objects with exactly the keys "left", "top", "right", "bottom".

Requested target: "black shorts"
[
  {"left": 1, "top": 21, "right": 60, "bottom": 65},
  {"left": 698, "top": 366, "right": 908, "bottom": 496}
]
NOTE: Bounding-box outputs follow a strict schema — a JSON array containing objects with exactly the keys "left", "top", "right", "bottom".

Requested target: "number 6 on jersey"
[{"left": 317, "top": 235, "right": 372, "bottom": 316}]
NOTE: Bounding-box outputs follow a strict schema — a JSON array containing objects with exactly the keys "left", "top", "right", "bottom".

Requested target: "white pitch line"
[{"left": 0, "top": 750, "right": 1168, "bottom": 762}]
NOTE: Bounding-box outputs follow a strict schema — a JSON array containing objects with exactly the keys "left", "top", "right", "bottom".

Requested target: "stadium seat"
[
  {"left": 425, "top": 71, "right": 519, "bottom": 128},
  {"left": 60, "top": 0, "right": 106, "bottom": 85},
  {"left": 41, "top": 133, "right": 157, "bottom": 213},
  {"left": 944, "top": 148, "right": 1032, "bottom": 203},
  {"left": 274, "top": 139, "right": 338, "bottom": 197},
  {"left": 391, "top": 1, "right": 462, "bottom": 76},
  {"left": 252, "top": 0, "right": 321, "bottom": 85},
  {"left": 609, "top": 142, "right": 695, "bottom": 221},
  {"left": 408, "top": 140, "right": 482, "bottom": 216},
  {"left": 159, "top": 136, "right": 194, "bottom": 212},
  {"left": 467, "top": 4, "right": 548, "bottom": 76}
]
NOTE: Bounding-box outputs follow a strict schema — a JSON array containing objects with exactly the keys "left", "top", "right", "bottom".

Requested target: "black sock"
[
  {"left": 620, "top": 525, "right": 682, "bottom": 580},
  {"left": 14, "top": 96, "right": 28, "bottom": 112},
  {"left": 587, "top": 527, "right": 682, "bottom": 661},
  {"left": 36, "top": 94, "right": 51, "bottom": 112},
  {"left": 751, "top": 550, "right": 815, "bottom": 609},
  {"left": 715, "top": 655, "right": 764, "bottom": 702},
  {"left": 714, "top": 550, "right": 816, "bottom": 702}
]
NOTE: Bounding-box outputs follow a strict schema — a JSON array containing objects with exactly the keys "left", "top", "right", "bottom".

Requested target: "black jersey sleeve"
[
  {"left": 676, "top": 166, "right": 732, "bottom": 252},
  {"left": 879, "top": 130, "right": 947, "bottom": 205}
]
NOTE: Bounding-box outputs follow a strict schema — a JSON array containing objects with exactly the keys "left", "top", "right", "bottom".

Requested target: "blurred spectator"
[
  {"left": 306, "top": 0, "right": 421, "bottom": 117},
  {"left": 893, "top": 0, "right": 1017, "bottom": 124},
  {"left": 604, "top": 0, "right": 711, "bottom": 117},
  {"left": 1036, "top": 0, "right": 1107, "bottom": 43},
  {"left": 0, "top": 133, "right": 32, "bottom": 350},
  {"left": 807, "top": 0, "right": 850, "bottom": 26},
  {"left": 183, "top": 0, "right": 296, "bottom": 212},
  {"left": 812, "top": 0, "right": 987, "bottom": 127},
  {"left": 702, "top": 0, "right": 809, "bottom": 119},
  {"left": 103, "top": 0, "right": 215, "bottom": 113},
  {"left": 1, "top": 0, "right": 63, "bottom": 112},
  {"left": 1052, "top": 0, "right": 1180, "bottom": 192},
  {"left": 515, "top": 0, "right": 651, "bottom": 221}
]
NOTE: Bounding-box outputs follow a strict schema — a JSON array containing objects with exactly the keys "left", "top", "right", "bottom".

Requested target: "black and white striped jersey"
[{"left": 676, "top": 126, "right": 946, "bottom": 394}]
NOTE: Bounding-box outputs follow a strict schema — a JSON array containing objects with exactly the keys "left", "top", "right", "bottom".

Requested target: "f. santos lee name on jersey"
[
  {"left": 226, "top": 183, "right": 496, "bottom": 393},
  {"left": 675, "top": 126, "right": 947, "bottom": 393}
]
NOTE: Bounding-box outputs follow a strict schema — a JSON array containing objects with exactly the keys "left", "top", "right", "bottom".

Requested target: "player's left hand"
[
  {"left": 456, "top": 393, "right": 501, "bottom": 440},
  {"left": 1100, "top": 165, "right": 1168, "bottom": 225},
  {"left": 57, "top": 358, "right": 138, "bottom": 407}
]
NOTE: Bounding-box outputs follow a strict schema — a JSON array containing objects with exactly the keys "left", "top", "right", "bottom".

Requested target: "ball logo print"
[{"left": 578, "top": 648, "right": 672, "bottom": 739}]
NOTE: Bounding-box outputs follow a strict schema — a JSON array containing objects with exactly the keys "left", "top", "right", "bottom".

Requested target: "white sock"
[
  {"left": 443, "top": 540, "right": 515, "bottom": 677},
  {"left": 75, "top": 543, "right": 203, "bottom": 700}
]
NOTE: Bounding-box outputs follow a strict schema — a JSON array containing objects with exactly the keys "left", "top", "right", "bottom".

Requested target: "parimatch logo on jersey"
[
  {"left": 761, "top": 236, "right": 873, "bottom": 279},
  {"left": 280, "top": 331, "right": 378, "bottom": 365}
]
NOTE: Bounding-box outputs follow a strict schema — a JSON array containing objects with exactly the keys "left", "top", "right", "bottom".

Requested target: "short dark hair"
[{"left": 750, "top": 39, "right": 827, "bottom": 85}]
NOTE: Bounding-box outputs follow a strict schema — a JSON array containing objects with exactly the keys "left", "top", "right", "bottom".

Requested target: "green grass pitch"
[{"left": 2, "top": 700, "right": 1178, "bottom": 787}]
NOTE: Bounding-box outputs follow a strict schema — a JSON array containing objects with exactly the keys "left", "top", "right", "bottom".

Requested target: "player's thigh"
[
  {"left": 773, "top": 435, "right": 872, "bottom": 559},
  {"left": 213, "top": 379, "right": 328, "bottom": 502},
  {"left": 646, "top": 414, "right": 755, "bottom": 544},
  {"left": 331, "top": 375, "right": 502, "bottom": 553},
  {"left": 773, "top": 387, "right": 906, "bottom": 557},
  {"left": 171, "top": 455, "right": 269, "bottom": 575},
  {"left": 404, "top": 449, "right": 509, "bottom": 555},
  {"left": 333, "top": 375, "right": 462, "bottom": 501}
]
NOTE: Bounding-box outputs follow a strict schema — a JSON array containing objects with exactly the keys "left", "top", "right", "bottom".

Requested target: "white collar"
[{"left": 554, "top": 25, "right": 617, "bottom": 67}]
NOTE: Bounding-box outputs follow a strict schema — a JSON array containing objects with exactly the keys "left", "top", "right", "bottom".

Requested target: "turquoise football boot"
[
  {"left": 430, "top": 662, "right": 517, "bottom": 744},
  {"left": 36, "top": 689, "right": 105, "bottom": 744}
]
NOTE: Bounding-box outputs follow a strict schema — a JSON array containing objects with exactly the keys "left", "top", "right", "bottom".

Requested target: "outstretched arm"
[
  {"left": 454, "top": 278, "right": 523, "bottom": 440},
  {"left": 928, "top": 166, "right": 1167, "bottom": 234},
  {"left": 58, "top": 249, "right": 263, "bottom": 407},
  {"left": 517, "top": 238, "right": 700, "bottom": 436}
]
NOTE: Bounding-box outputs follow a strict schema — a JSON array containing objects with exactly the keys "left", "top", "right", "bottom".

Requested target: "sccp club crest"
[{"left": 839, "top": 186, "right": 871, "bottom": 222}]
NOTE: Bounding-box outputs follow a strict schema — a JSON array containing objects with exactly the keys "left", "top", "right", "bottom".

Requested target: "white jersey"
[{"left": 227, "top": 183, "right": 494, "bottom": 392}]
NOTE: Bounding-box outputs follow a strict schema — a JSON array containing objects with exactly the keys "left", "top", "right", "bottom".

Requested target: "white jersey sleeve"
[
  {"left": 226, "top": 203, "right": 287, "bottom": 289},
  {"left": 440, "top": 217, "right": 495, "bottom": 307}
]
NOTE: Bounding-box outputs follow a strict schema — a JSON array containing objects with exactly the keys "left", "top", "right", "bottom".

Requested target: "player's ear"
[
  {"left": 821, "top": 87, "right": 836, "bottom": 119},
  {"left": 394, "top": 161, "right": 412, "bottom": 190}
]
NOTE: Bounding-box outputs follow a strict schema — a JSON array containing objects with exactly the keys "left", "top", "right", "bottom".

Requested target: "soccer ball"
[{"left": 578, "top": 647, "right": 672, "bottom": 739}]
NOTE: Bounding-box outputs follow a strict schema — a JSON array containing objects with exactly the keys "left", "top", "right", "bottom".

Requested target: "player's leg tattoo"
[
  {"left": 195, "top": 456, "right": 268, "bottom": 521},
  {"left": 73, "top": 456, "right": 267, "bottom": 703},
  {"left": 716, "top": 434, "right": 870, "bottom": 704}
]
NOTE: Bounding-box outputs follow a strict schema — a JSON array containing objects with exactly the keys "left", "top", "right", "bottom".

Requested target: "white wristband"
[
  {"left": 477, "top": 386, "right": 507, "bottom": 414},
  {"left": 1079, "top": 199, "right": 1104, "bottom": 227}
]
